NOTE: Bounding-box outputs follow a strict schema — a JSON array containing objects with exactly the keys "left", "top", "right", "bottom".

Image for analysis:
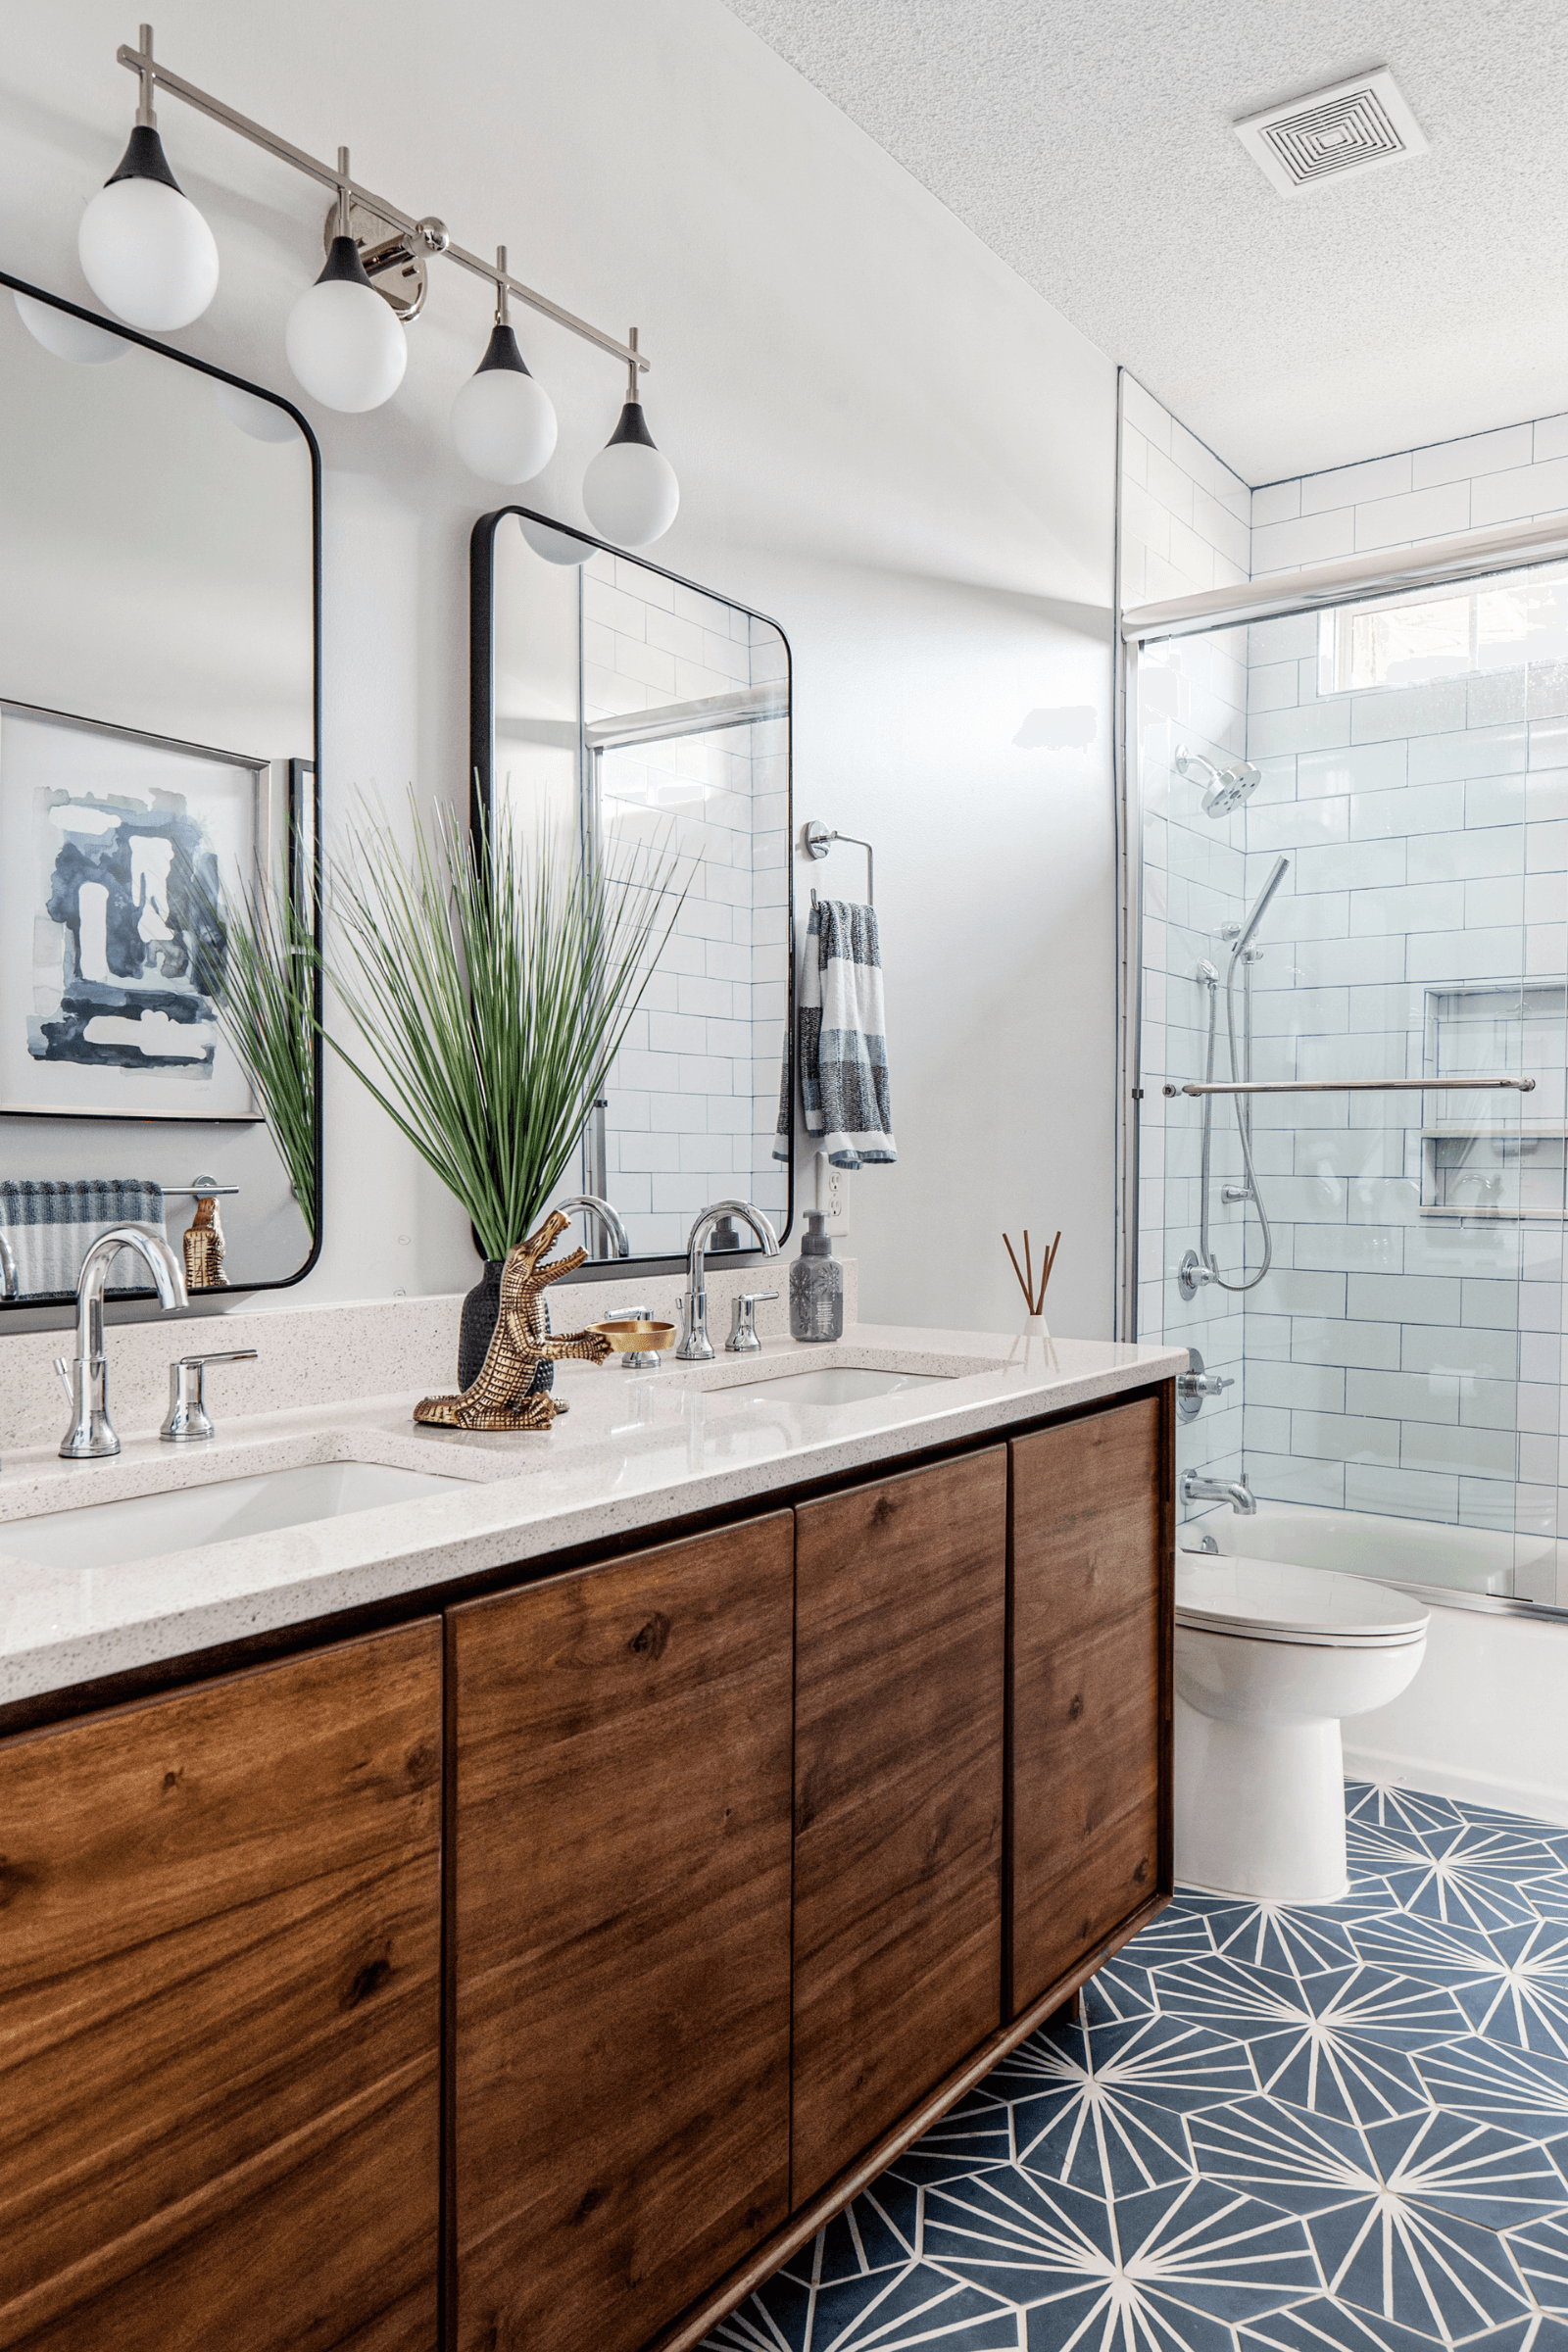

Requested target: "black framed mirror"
[
  {"left": 470, "top": 507, "right": 794, "bottom": 1274},
  {"left": 0, "top": 271, "right": 321, "bottom": 1309}
]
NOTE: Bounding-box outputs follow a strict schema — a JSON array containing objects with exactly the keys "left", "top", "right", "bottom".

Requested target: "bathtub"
[{"left": 1182, "top": 1498, "right": 1568, "bottom": 1829}]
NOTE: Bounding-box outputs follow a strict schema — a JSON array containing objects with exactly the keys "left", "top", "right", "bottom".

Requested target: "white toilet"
[{"left": 1175, "top": 1552, "right": 1430, "bottom": 1904}]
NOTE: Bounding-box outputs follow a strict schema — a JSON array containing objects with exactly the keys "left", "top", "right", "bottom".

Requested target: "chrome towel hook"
[{"left": 804, "top": 818, "right": 873, "bottom": 907}]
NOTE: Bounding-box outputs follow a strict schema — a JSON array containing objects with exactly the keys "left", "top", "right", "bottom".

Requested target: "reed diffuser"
[{"left": 1004, "top": 1225, "right": 1060, "bottom": 1336}]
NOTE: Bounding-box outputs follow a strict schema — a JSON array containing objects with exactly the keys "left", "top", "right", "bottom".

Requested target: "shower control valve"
[
  {"left": 1176, "top": 1348, "right": 1235, "bottom": 1421},
  {"left": 1177, "top": 1247, "right": 1216, "bottom": 1299}
]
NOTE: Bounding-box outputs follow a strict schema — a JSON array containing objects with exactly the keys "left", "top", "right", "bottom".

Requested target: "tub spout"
[{"left": 1181, "top": 1469, "right": 1256, "bottom": 1516}]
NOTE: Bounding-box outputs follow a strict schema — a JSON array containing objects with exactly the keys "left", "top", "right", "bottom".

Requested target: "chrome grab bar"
[{"left": 1163, "top": 1076, "right": 1535, "bottom": 1097}]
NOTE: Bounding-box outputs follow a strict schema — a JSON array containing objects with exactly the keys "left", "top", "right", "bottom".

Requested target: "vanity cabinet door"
[
  {"left": 0, "top": 1623, "right": 443, "bottom": 2352},
  {"left": 1007, "top": 1393, "right": 1172, "bottom": 2018},
  {"left": 449, "top": 1512, "right": 795, "bottom": 2352},
  {"left": 791, "top": 1447, "right": 1006, "bottom": 2208}
]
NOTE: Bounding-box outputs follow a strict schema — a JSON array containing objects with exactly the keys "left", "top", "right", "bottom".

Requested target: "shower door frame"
[{"left": 1113, "top": 508, "right": 1568, "bottom": 1343}]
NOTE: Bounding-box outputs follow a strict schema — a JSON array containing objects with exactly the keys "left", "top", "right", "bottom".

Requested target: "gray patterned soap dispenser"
[{"left": 790, "top": 1211, "right": 844, "bottom": 1343}]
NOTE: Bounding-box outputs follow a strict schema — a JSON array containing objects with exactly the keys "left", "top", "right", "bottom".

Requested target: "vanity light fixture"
[
  {"left": 449, "top": 247, "right": 558, "bottom": 483},
  {"left": 79, "top": 26, "right": 680, "bottom": 538},
  {"left": 284, "top": 149, "right": 409, "bottom": 413},
  {"left": 582, "top": 331, "right": 681, "bottom": 548},
  {"left": 77, "top": 25, "right": 219, "bottom": 332}
]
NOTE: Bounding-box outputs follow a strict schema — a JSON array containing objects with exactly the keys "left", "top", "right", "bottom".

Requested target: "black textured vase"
[{"left": 456, "top": 1257, "right": 554, "bottom": 1400}]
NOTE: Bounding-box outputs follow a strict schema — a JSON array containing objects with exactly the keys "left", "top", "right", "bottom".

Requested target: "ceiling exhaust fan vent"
[{"left": 1235, "top": 68, "right": 1428, "bottom": 198}]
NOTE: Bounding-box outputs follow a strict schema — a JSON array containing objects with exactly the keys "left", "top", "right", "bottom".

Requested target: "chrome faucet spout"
[
  {"left": 555, "top": 1193, "right": 630, "bottom": 1259},
  {"left": 0, "top": 1230, "right": 18, "bottom": 1299},
  {"left": 677, "top": 1199, "right": 780, "bottom": 1361},
  {"left": 1179, "top": 1469, "right": 1257, "bottom": 1517},
  {"left": 60, "top": 1225, "right": 187, "bottom": 1460}
]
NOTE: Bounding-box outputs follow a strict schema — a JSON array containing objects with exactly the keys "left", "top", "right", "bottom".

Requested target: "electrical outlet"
[{"left": 813, "top": 1151, "right": 851, "bottom": 1236}]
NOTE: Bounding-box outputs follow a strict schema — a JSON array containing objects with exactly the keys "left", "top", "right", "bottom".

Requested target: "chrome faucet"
[
  {"left": 555, "top": 1194, "right": 631, "bottom": 1259},
  {"left": 676, "top": 1200, "right": 780, "bottom": 1361},
  {"left": 0, "top": 1230, "right": 18, "bottom": 1300},
  {"left": 1180, "top": 1469, "right": 1257, "bottom": 1516},
  {"left": 58, "top": 1226, "right": 187, "bottom": 1459}
]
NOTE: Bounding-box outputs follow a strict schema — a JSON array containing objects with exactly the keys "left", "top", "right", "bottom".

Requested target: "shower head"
[
  {"left": 1233, "top": 855, "right": 1290, "bottom": 956},
  {"left": 1176, "top": 744, "right": 1263, "bottom": 819}
]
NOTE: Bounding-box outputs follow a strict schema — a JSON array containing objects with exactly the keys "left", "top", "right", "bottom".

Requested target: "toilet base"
[{"left": 1174, "top": 1690, "right": 1348, "bottom": 1905}]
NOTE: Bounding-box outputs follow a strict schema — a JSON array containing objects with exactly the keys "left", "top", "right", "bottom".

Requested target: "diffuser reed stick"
[{"left": 1003, "top": 1226, "right": 1061, "bottom": 1319}]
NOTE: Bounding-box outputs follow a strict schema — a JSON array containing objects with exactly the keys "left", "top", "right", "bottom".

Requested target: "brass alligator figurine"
[{"left": 414, "top": 1209, "right": 612, "bottom": 1432}]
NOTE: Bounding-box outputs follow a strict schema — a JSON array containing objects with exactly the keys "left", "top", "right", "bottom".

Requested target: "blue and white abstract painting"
[{"left": 0, "top": 708, "right": 261, "bottom": 1119}]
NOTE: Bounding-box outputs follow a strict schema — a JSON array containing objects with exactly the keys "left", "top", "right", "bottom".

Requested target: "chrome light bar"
[{"left": 114, "top": 31, "right": 647, "bottom": 374}]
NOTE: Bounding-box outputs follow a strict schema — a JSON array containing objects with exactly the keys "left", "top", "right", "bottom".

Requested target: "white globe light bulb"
[
  {"left": 77, "top": 127, "right": 219, "bottom": 332},
  {"left": 284, "top": 235, "right": 406, "bottom": 414},
  {"left": 582, "top": 402, "right": 679, "bottom": 547},
  {"left": 451, "top": 324, "right": 558, "bottom": 483},
  {"left": 519, "top": 514, "right": 595, "bottom": 565},
  {"left": 13, "top": 289, "right": 126, "bottom": 365}
]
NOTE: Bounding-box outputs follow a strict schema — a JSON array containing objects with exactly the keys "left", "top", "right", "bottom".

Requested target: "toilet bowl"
[{"left": 1174, "top": 1553, "right": 1429, "bottom": 1904}]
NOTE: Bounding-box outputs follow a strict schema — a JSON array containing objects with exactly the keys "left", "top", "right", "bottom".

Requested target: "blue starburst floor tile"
[
  {"left": 1504, "top": 2208, "right": 1568, "bottom": 2310},
  {"left": 702, "top": 1782, "right": 1568, "bottom": 2352},
  {"left": 1152, "top": 1954, "right": 1461, "bottom": 2127},
  {"left": 1415, "top": 2035, "right": 1568, "bottom": 2151},
  {"left": 923, "top": 2167, "right": 1319, "bottom": 2349},
  {"left": 1347, "top": 1782, "right": 1468, "bottom": 1838},
  {"left": 1004, "top": 2014, "right": 1252, "bottom": 2196},
  {"left": 1236, "top": 2293, "right": 1443, "bottom": 2350}
]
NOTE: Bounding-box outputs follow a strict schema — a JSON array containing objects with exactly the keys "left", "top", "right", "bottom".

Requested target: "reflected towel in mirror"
[{"left": 0, "top": 1178, "right": 167, "bottom": 1299}]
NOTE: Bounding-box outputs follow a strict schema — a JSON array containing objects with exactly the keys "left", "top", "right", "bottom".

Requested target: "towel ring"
[{"left": 804, "top": 819, "right": 873, "bottom": 907}]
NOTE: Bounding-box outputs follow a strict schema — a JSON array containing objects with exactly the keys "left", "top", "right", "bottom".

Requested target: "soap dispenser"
[{"left": 790, "top": 1211, "right": 844, "bottom": 1343}]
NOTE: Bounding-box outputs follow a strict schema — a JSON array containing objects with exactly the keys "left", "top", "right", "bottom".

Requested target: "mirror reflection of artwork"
[{"left": 0, "top": 706, "right": 263, "bottom": 1121}]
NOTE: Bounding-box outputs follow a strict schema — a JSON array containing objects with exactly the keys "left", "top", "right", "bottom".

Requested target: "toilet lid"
[{"left": 1176, "top": 1553, "right": 1430, "bottom": 1645}]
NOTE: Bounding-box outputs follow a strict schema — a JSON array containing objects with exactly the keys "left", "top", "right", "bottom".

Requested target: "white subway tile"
[
  {"left": 1121, "top": 423, "right": 1148, "bottom": 489},
  {"left": 1408, "top": 824, "right": 1523, "bottom": 883},
  {"left": 1252, "top": 509, "right": 1355, "bottom": 574},
  {"left": 1346, "top": 1463, "right": 1458, "bottom": 1519},
  {"left": 1298, "top": 741, "right": 1407, "bottom": 799},
  {"left": 1248, "top": 701, "right": 1352, "bottom": 760},
  {"left": 1292, "top": 1409, "right": 1399, "bottom": 1464},
  {"left": 1346, "top": 1368, "right": 1458, "bottom": 1424},
  {"left": 1411, "top": 724, "right": 1528, "bottom": 786},
  {"left": 1121, "top": 374, "right": 1172, "bottom": 454},
  {"left": 1248, "top": 661, "right": 1300, "bottom": 714},
  {"left": 1348, "top": 1272, "right": 1460, "bottom": 1323},
  {"left": 1471, "top": 454, "right": 1568, "bottom": 529},
  {"left": 1250, "top": 479, "right": 1300, "bottom": 527},
  {"left": 1349, "top": 782, "right": 1466, "bottom": 840},
  {"left": 1295, "top": 839, "right": 1404, "bottom": 895},
  {"left": 1411, "top": 422, "right": 1535, "bottom": 487},
  {"left": 1535, "top": 413, "right": 1568, "bottom": 463},
  {"left": 1353, "top": 481, "right": 1470, "bottom": 552},
  {"left": 1300, "top": 452, "right": 1413, "bottom": 514},
  {"left": 1350, "top": 681, "right": 1470, "bottom": 743}
]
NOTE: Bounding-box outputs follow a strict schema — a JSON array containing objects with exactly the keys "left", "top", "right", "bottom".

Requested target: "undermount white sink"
[
  {"left": 716, "top": 1365, "right": 955, "bottom": 1407},
  {"left": 2, "top": 1460, "right": 464, "bottom": 1573}
]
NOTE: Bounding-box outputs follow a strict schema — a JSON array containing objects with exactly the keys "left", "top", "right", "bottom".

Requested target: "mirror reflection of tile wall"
[{"left": 489, "top": 516, "right": 790, "bottom": 1263}]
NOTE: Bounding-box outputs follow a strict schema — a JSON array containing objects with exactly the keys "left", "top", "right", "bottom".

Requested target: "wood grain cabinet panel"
[
  {"left": 449, "top": 1512, "right": 795, "bottom": 2352},
  {"left": 1008, "top": 1396, "right": 1171, "bottom": 2017},
  {"left": 0, "top": 1622, "right": 443, "bottom": 2352},
  {"left": 791, "top": 1448, "right": 1007, "bottom": 2208}
]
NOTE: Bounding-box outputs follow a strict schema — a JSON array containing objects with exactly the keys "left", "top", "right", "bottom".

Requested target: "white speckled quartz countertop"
[{"left": 0, "top": 1317, "right": 1185, "bottom": 1707}]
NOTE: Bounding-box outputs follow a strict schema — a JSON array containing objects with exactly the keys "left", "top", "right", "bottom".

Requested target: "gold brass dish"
[{"left": 589, "top": 1317, "right": 676, "bottom": 1371}]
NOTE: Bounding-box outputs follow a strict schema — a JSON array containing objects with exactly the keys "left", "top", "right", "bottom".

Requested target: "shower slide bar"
[{"left": 1163, "top": 1077, "right": 1536, "bottom": 1096}]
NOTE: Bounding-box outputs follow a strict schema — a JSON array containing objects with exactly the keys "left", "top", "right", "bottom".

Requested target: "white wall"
[{"left": 0, "top": 0, "right": 1119, "bottom": 1342}]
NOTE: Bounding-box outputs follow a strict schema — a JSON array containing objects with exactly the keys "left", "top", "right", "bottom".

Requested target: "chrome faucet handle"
[
  {"left": 727, "top": 1291, "right": 779, "bottom": 1353},
  {"left": 161, "top": 1348, "right": 259, "bottom": 1444}
]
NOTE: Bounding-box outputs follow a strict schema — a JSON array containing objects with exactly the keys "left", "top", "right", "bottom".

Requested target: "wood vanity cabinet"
[
  {"left": 791, "top": 1447, "right": 1008, "bottom": 2207},
  {"left": 1006, "top": 1396, "right": 1171, "bottom": 2017},
  {"left": 447, "top": 1511, "right": 796, "bottom": 2352},
  {"left": 0, "top": 1622, "right": 443, "bottom": 2352}
]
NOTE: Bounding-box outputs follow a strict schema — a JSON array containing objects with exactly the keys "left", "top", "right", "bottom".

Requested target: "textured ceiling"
[{"left": 721, "top": 0, "right": 1568, "bottom": 488}]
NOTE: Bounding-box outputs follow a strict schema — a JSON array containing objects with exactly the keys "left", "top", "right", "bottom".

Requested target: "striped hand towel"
[
  {"left": 0, "top": 1179, "right": 167, "bottom": 1300},
  {"left": 790, "top": 898, "right": 896, "bottom": 1171}
]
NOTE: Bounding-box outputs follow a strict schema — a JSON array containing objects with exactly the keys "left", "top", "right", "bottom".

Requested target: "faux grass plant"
[
  {"left": 205, "top": 854, "right": 318, "bottom": 1240},
  {"left": 323, "top": 796, "right": 683, "bottom": 1264}
]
